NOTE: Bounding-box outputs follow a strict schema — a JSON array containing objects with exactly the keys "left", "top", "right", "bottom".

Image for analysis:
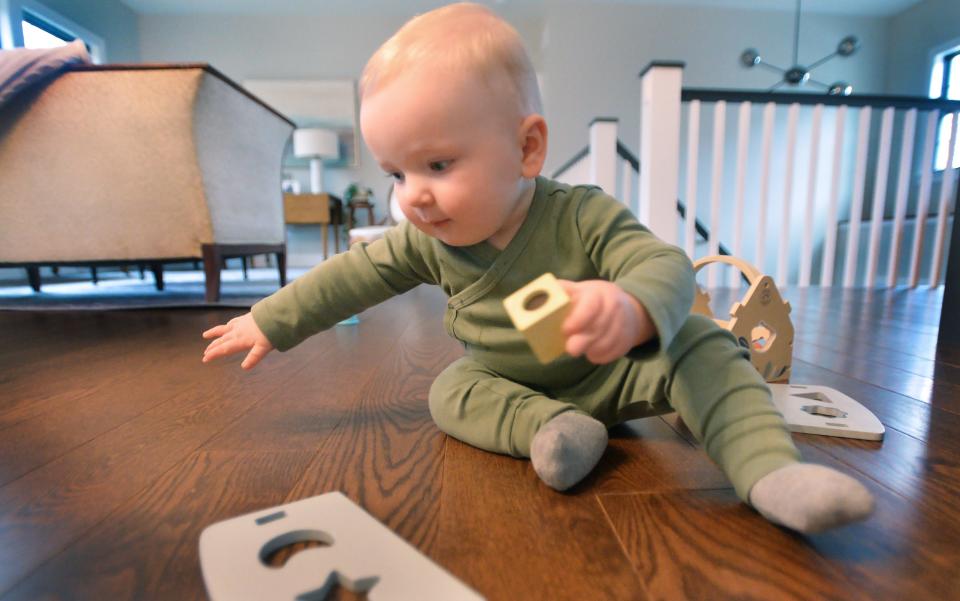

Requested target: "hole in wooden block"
[
  {"left": 801, "top": 405, "right": 848, "bottom": 419},
  {"left": 260, "top": 529, "right": 334, "bottom": 568},
  {"left": 523, "top": 290, "right": 549, "bottom": 311}
]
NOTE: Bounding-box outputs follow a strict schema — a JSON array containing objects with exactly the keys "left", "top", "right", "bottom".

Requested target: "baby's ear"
[{"left": 519, "top": 114, "right": 548, "bottom": 178}]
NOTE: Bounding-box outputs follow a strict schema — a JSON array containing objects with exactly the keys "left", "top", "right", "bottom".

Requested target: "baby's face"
[{"left": 360, "top": 67, "right": 529, "bottom": 247}]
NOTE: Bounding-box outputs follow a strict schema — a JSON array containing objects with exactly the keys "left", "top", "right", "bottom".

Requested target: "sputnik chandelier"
[{"left": 740, "top": 0, "right": 859, "bottom": 95}]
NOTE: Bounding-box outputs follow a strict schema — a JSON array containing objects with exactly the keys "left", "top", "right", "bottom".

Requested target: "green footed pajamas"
[
  {"left": 428, "top": 314, "right": 800, "bottom": 500},
  {"left": 251, "top": 177, "right": 800, "bottom": 501}
]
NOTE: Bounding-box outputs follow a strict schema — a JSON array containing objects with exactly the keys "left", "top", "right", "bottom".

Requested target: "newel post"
[
  {"left": 638, "top": 61, "right": 684, "bottom": 244},
  {"left": 588, "top": 117, "right": 618, "bottom": 195}
]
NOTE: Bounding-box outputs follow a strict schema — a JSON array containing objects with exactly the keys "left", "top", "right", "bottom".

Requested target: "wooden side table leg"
[
  {"left": 334, "top": 224, "right": 341, "bottom": 252},
  {"left": 202, "top": 245, "right": 222, "bottom": 302},
  {"left": 322, "top": 224, "right": 329, "bottom": 260},
  {"left": 276, "top": 250, "right": 287, "bottom": 287},
  {"left": 366, "top": 206, "right": 375, "bottom": 226},
  {"left": 26, "top": 267, "right": 41, "bottom": 292},
  {"left": 151, "top": 263, "right": 165, "bottom": 291}
]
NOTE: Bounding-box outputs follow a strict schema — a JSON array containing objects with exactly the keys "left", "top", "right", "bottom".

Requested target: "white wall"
[{"left": 887, "top": 0, "right": 960, "bottom": 95}]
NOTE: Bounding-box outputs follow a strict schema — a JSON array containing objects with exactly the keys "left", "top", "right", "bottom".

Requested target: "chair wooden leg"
[
  {"left": 26, "top": 267, "right": 41, "bottom": 292},
  {"left": 276, "top": 250, "right": 287, "bottom": 287},
  {"left": 322, "top": 225, "right": 329, "bottom": 260},
  {"left": 202, "top": 245, "right": 222, "bottom": 302},
  {"left": 51, "top": 266, "right": 59, "bottom": 276},
  {"left": 151, "top": 263, "right": 164, "bottom": 291},
  {"left": 91, "top": 266, "right": 99, "bottom": 285},
  {"left": 334, "top": 225, "right": 341, "bottom": 252},
  {"left": 241, "top": 256, "right": 249, "bottom": 280},
  {"left": 139, "top": 264, "right": 146, "bottom": 279}
]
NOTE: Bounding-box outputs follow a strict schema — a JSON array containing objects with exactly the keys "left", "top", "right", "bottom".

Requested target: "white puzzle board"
[
  {"left": 200, "top": 491, "right": 484, "bottom": 601},
  {"left": 769, "top": 383, "right": 885, "bottom": 441}
]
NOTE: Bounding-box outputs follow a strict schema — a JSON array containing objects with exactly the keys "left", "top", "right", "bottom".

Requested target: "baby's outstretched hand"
[
  {"left": 202, "top": 312, "right": 274, "bottom": 370},
  {"left": 558, "top": 279, "right": 656, "bottom": 364}
]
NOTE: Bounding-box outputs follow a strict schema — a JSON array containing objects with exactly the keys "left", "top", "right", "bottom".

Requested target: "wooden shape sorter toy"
[
  {"left": 503, "top": 272, "right": 572, "bottom": 364},
  {"left": 199, "top": 492, "right": 484, "bottom": 601},
  {"left": 691, "top": 255, "right": 794, "bottom": 383}
]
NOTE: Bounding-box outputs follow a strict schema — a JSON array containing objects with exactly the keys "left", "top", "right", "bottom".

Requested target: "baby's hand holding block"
[{"left": 503, "top": 272, "right": 571, "bottom": 363}]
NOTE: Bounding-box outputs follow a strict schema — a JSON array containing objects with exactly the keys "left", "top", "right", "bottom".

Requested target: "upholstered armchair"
[{"left": 0, "top": 63, "right": 294, "bottom": 301}]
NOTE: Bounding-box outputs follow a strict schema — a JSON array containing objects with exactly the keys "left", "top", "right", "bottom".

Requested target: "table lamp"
[{"left": 293, "top": 128, "right": 340, "bottom": 193}]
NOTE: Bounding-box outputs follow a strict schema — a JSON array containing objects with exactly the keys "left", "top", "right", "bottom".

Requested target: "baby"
[{"left": 203, "top": 2, "right": 873, "bottom": 533}]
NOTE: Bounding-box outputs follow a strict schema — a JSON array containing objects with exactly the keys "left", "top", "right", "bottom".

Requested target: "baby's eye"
[
  {"left": 386, "top": 171, "right": 405, "bottom": 183},
  {"left": 429, "top": 160, "right": 452, "bottom": 172}
]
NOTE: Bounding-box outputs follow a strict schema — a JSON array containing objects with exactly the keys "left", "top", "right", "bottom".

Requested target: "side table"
[{"left": 283, "top": 193, "right": 343, "bottom": 259}]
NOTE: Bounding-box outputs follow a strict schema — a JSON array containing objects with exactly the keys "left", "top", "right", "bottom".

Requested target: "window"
[
  {"left": 21, "top": 11, "right": 74, "bottom": 49},
  {"left": 930, "top": 48, "right": 960, "bottom": 170}
]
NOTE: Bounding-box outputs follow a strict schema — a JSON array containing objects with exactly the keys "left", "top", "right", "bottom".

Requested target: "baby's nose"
[{"left": 403, "top": 182, "right": 433, "bottom": 208}]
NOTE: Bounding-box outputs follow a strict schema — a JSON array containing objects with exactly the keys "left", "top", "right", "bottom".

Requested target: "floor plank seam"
[
  {"left": 594, "top": 486, "right": 735, "bottom": 499},
  {"left": 592, "top": 493, "right": 653, "bottom": 600}
]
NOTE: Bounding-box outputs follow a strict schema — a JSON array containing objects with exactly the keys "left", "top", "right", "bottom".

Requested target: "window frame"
[
  {"left": 9, "top": 1, "right": 105, "bottom": 62},
  {"left": 931, "top": 47, "right": 960, "bottom": 171}
]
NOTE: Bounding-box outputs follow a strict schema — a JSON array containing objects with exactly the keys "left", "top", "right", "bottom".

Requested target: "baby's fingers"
[
  {"left": 202, "top": 337, "right": 247, "bottom": 363},
  {"left": 562, "top": 289, "right": 601, "bottom": 336},
  {"left": 202, "top": 324, "right": 229, "bottom": 339},
  {"left": 241, "top": 345, "right": 270, "bottom": 370}
]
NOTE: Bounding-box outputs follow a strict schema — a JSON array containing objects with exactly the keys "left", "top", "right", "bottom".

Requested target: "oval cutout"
[{"left": 260, "top": 529, "right": 334, "bottom": 568}]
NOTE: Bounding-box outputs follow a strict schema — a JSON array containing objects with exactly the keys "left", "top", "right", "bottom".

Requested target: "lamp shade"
[{"left": 293, "top": 128, "right": 339, "bottom": 160}]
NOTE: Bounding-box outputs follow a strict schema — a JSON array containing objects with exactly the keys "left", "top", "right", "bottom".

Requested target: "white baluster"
[
  {"left": 887, "top": 108, "right": 917, "bottom": 288},
  {"left": 800, "top": 104, "right": 823, "bottom": 287},
  {"left": 843, "top": 106, "right": 872, "bottom": 288},
  {"left": 708, "top": 101, "right": 726, "bottom": 288},
  {"left": 908, "top": 109, "right": 940, "bottom": 288},
  {"left": 778, "top": 103, "right": 799, "bottom": 288},
  {"left": 731, "top": 101, "right": 751, "bottom": 287},
  {"left": 821, "top": 105, "right": 847, "bottom": 287},
  {"left": 865, "top": 107, "right": 894, "bottom": 288},
  {"left": 757, "top": 102, "right": 775, "bottom": 275},
  {"left": 684, "top": 100, "right": 701, "bottom": 259}
]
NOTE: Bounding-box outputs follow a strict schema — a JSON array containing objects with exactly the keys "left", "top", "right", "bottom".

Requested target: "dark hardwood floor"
[{"left": 1, "top": 285, "right": 957, "bottom": 600}]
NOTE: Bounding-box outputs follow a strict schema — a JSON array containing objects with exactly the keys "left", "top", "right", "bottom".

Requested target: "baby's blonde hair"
[{"left": 360, "top": 2, "right": 542, "bottom": 116}]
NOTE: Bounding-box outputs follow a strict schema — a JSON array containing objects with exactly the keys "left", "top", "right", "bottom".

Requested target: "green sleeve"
[
  {"left": 576, "top": 190, "right": 695, "bottom": 356},
  {"left": 251, "top": 221, "right": 439, "bottom": 351}
]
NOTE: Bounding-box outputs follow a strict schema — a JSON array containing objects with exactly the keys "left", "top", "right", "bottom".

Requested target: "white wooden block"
[
  {"left": 503, "top": 272, "right": 571, "bottom": 364},
  {"left": 768, "top": 383, "right": 885, "bottom": 441},
  {"left": 199, "top": 492, "right": 484, "bottom": 601}
]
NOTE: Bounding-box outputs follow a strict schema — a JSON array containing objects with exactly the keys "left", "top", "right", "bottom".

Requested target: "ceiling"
[{"left": 120, "top": 0, "right": 925, "bottom": 18}]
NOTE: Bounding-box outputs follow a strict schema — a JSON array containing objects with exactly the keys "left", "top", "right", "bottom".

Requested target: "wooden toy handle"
[{"left": 692, "top": 255, "right": 763, "bottom": 285}]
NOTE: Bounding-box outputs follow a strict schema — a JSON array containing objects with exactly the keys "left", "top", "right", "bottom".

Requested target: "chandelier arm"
[
  {"left": 793, "top": 0, "right": 802, "bottom": 66},
  {"left": 757, "top": 61, "right": 788, "bottom": 75},
  {"left": 806, "top": 51, "right": 839, "bottom": 71},
  {"left": 768, "top": 80, "right": 787, "bottom": 92}
]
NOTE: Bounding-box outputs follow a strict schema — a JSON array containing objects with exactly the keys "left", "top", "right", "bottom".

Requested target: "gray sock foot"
[
  {"left": 749, "top": 463, "right": 875, "bottom": 533},
  {"left": 530, "top": 412, "right": 608, "bottom": 491}
]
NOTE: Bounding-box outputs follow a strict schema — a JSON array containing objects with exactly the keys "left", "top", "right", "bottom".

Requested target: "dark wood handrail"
[{"left": 682, "top": 88, "right": 960, "bottom": 112}]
